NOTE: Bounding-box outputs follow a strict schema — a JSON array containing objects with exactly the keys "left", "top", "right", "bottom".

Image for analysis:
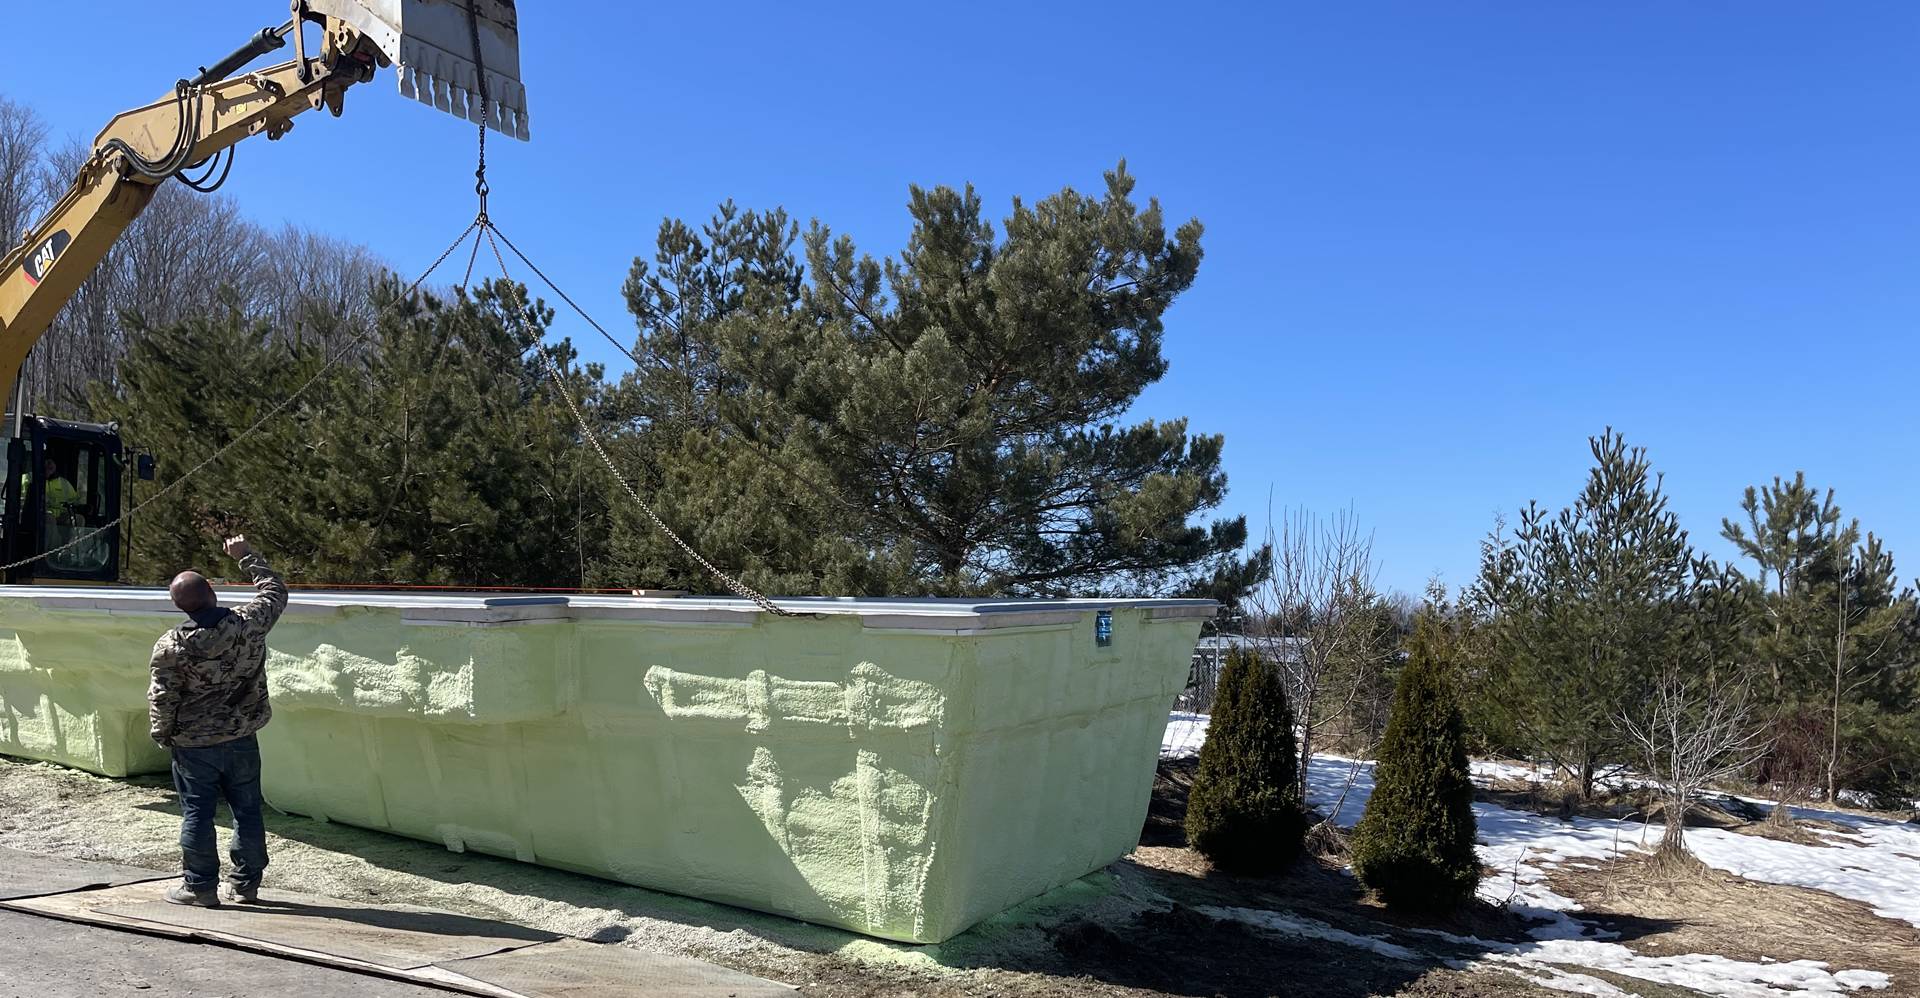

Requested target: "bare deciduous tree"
[
  {"left": 0, "top": 95, "right": 48, "bottom": 255},
  {"left": 257, "top": 224, "right": 385, "bottom": 352},
  {"left": 1618, "top": 562, "right": 1773, "bottom": 865},
  {"left": 2, "top": 94, "right": 385, "bottom": 418},
  {"left": 1246, "top": 504, "right": 1395, "bottom": 804},
  {"left": 1619, "top": 668, "right": 1771, "bottom": 863}
]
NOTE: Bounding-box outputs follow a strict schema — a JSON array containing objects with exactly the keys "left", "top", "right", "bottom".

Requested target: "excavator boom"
[
  {"left": 0, "top": 2, "right": 530, "bottom": 583},
  {"left": 0, "top": 2, "right": 531, "bottom": 402}
]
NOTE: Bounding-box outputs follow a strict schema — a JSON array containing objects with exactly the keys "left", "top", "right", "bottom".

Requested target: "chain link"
[{"left": 466, "top": 0, "right": 491, "bottom": 215}]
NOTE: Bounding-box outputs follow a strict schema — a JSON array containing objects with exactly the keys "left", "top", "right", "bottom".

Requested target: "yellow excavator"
[{"left": 0, "top": 1, "right": 529, "bottom": 583}]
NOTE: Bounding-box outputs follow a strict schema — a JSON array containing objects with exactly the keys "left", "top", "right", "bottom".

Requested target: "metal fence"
[
  {"left": 1176, "top": 646, "right": 1232, "bottom": 713},
  {"left": 1175, "top": 635, "right": 1306, "bottom": 714}
]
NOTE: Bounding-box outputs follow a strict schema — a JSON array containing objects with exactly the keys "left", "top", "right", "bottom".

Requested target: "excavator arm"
[{"left": 0, "top": 0, "right": 528, "bottom": 409}]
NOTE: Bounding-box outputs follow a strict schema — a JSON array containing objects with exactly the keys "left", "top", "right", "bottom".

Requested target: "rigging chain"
[
  {"left": 466, "top": 0, "right": 491, "bottom": 218},
  {"left": 10, "top": 10, "right": 808, "bottom": 617},
  {"left": 0, "top": 218, "right": 481, "bottom": 574},
  {"left": 478, "top": 223, "right": 810, "bottom": 619},
  {"left": 455, "top": 3, "right": 802, "bottom": 615}
]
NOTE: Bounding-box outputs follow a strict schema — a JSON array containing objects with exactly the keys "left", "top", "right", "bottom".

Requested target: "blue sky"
[{"left": 4, "top": 2, "right": 1916, "bottom": 597}]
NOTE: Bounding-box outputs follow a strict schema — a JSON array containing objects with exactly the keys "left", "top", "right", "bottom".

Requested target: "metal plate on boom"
[{"left": 308, "top": 0, "right": 530, "bottom": 140}]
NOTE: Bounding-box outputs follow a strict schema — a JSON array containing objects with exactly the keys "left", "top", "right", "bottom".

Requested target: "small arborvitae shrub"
[
  {"left": 1350, "top": 616, "right": 1480, "bottom": 910},
  {"left": 1184, "top": 648, "right": 1305, "bottom": 873}
]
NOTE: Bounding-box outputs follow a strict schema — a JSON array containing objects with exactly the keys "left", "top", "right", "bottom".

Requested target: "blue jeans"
[{"left": 170, "top": 733, "right": 268, "bottom": 893}]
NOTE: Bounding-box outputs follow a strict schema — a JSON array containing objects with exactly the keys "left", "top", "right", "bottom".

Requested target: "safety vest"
[{"left": 19, "top": 473, "right": 81, "bottom": 514}]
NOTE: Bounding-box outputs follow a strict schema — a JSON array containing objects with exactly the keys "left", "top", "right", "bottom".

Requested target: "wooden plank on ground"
[
  {"left": 96, "top": 888, "right": 557, "bottom": 970},
  {"left": 0, "top": 846, "right": 175, "bottom": 899},
  {"left": 2, "top": 882, "right": 524, "bottom": 997},
  {"left": 2, "top": 880, "right": 793, "bottom": 998},
  {"left": 436, "top": 938, "right": 797, "bottom": 997}
]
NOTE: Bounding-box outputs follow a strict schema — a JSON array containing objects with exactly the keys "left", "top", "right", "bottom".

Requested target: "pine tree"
[
  {"left": 1184, "top": 649, "right": 1305, "bottom": 873},
  {"left": 94, "top": 278, "right": 612, "bottom": 588},
  {"left": 1471, "top": 429, "right": 1694, "bottom": 800},
  {"left": 1350, "top": 615, "right": 1479, "bottom": 911},
  {"left": 1722, "top": 477, "right": 1920, "bottom": 806},
  {"left": 610, "top": 165, "right": 1267, "bottom": 599}
]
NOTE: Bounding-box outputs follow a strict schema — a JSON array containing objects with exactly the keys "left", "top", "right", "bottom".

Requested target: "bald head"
[{"left": 169, "top": 571, "right": 216, "bottom": 613}]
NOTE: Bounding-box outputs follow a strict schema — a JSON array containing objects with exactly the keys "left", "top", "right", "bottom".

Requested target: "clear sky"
[{"left": 3, "top": 2, "right": 1915, "bottom": 597}]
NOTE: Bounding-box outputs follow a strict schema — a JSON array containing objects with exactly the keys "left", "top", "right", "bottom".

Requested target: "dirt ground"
[{"left": 2, "top": 754, "right": 1914, "bottom": 997}]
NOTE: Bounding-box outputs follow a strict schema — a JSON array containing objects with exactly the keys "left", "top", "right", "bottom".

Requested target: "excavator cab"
[{"left": 1, "top": 417, "right": 135, "bottom": 584}]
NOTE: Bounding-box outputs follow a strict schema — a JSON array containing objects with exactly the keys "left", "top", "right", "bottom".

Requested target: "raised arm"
[{"left": 223, "top": 535, "right": 288, "bottom": 636}]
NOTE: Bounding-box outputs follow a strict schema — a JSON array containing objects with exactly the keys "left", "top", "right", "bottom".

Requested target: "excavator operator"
[{"left": 21, "top": 456, "right": 83, "bottom": 521}]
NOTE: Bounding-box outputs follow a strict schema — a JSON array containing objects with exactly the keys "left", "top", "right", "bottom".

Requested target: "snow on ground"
[
  {"left": 1196, "top": 906, "right": 1420, "bottom": 961},
  {"left": 1683, "top": 817, "right": 1920, "bottom": 931},
  {"left": 1163, "top": 712, "right": 1903, "bottom": 997},
  {"left": 1160, "top": 712, "right": 1208, "bottom": 759}
]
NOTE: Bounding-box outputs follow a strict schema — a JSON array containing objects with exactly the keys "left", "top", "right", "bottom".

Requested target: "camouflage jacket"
[{"left": 148, "top": 552, "right": 289, "bottom": 749}]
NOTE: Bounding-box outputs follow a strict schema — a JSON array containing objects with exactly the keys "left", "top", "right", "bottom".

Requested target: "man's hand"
[{"left": 223, "top": 534, "right": 254, "bottom": 560}]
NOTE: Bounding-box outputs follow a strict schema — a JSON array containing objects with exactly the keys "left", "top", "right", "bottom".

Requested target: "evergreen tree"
[
  {"left": 1184, "top": 649, "right": 1305, "bottom": 873},
  {"left": 1816, "top": 535, "right": 1916, "bottom": 803},
  {"left": 608, "top": 165, "right": 1266, "bottom": 599},
  {"left": 303, "top": 279, "right": 611, "bottom": 587},
  {"left": 95, "top": 279, "right": 612, "bottom": 588},
  {"left": 1350, "top": 614, "right": 1479, "bottom": 910},
  {"left": 1721, "top": 474, "right": 1853, "bottom": 700},
  {"left": 1471, "top": 429, "right": 1694, "bottom": 800},
  {"left": 1722, "top": 477, "right": 1920, "bottom": 804},
  {"left": 95, "top": 303, "right": 334, "bottom": 582},
  {"left": 591, "top": 203, "right": 919, "bottom": 595}
]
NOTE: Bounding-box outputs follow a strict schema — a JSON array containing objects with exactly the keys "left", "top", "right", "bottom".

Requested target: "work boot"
[
  {"left": 164, "top": 883, "right": 220, "bottom": 908},
  {"left": 219, "top": 882, "right": 259, "bottom": 904}
]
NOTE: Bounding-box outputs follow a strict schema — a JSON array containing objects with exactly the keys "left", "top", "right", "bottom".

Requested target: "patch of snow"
[
  {"left": 1489, "top": 943, "right": 1887, "bottom": 998},
  {"left": 1471, "top": 758, "right": 1559, "bottom": 784},
  {"left": 1160, "top": 712, "right": 1209, "bottom": 759},
  {"left": 1169, "top": 710, "right": 1906, "bottom": 992},
  {"left": 1197, "top": 906, "right": 1419, "bottom": 961},
  {"left": 1504, "top": 966, "right": 1636, "bottom": 996},
  {"left": 1682, "top": 820, "right": 1920, "bottom": 930},
  {"left": 1206, "top": 893, "right": 1887, "bottom": 998},
  {"left": 1304, "top": 752, "right": 1640, "bottom": 921},
  {"left": 1836, "top": 970, "right": 1895, "bottom": 990}
]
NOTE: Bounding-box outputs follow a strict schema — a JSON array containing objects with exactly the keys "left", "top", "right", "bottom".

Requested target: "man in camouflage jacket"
[{"left": 148, "top": 533, "right": 288, "bottom": 907}]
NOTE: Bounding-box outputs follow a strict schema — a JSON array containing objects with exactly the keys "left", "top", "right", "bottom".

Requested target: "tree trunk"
[
  {"left": 1661, "top": 793, "right": 1687, "bottom": 855},
  {"left": 1828, "top": 586, "right": 1846, "bottom": 805},
  {"left": 1297, "top": 687, "right": 1317, "bottom": 801}
]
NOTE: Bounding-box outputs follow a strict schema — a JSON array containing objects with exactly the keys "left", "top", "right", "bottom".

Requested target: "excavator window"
[
  {"left": 2, "top": 421, "right": 122, "bottom": 583},
  {"left": 40, "top": 440, "right": 112, "bottom": 575}
]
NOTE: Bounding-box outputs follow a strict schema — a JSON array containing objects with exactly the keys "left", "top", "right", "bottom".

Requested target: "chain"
[
  {"left": 466, "top": 0, "right": 490, "bottom": 219},
  {"left": 458, "top": 7, "right": 791, "bottom": 612},
  {"left": 487, "top": 225, "right": 887, "bottom": 529},
  {"left": 9, "top": 13, "right": 806, "bottom": 617},
  {"left": 481, "top": 225, "right": 808, "bottom": 618},
  {"left": 0, "top": 220, "right": 481, "bottom": 574}
]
